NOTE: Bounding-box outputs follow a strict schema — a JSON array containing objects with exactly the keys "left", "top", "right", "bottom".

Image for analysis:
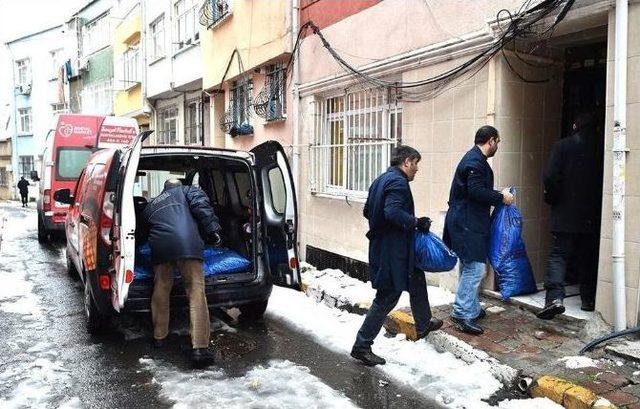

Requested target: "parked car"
[
  {"left": 36, "top": 114, "right": 139, "bottom": 242},
  {"left": 54, "top": 132, "right": 301, "bottom": 334}
]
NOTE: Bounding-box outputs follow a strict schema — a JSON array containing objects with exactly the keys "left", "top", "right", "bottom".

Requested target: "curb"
[{"left": 530, "top": 376, "right": 617, "bottom": 409}]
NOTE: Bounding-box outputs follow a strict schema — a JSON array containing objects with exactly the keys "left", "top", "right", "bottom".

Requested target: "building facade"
[
  {"left": 143, "top": 0, "right": 208, "bottom": 147},
  {"left": 200, "top": 0, "right": 295, "bottom": 153},
  {"left": 5, "top": 25, "right": 69, "bottom": 201},
  {"left": 295, "top": 0, "right": 640, "bottom": 328}
]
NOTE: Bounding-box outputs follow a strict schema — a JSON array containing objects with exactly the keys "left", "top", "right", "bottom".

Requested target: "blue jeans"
[
  {"left": 353, "top": 269, "right": 432, "bottom": 352},
  {"left": 451, "top": 261, "right": 486, "bottom": 320}
]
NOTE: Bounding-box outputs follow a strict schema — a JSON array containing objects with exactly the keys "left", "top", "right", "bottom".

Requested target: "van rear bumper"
[
  {"left": 122, "top": 276, "right": 272, "bottom": 313},
  {"left": 42, "top": 215, "right": 65, "bottom": 231}
]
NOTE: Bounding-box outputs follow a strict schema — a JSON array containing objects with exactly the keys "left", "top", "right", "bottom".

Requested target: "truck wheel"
[
  {"left": 84, "top": 278, "right": 108, "bottom": 335},
  {"left": 37, "top": 216, "right": 47, "bottom": 243},
  {"left": 66, "top": 251, "right": 79, "bottom": 281},
  {"left": 239, "top": 300, "right": 269, "bottom": 321}
]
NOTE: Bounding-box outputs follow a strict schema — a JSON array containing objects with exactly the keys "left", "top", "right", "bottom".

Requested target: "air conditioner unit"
[{"left": 18, "top": 84, "right": 32, "bottom": 95}]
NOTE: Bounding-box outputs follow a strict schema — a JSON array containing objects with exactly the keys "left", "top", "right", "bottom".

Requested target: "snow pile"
[
  {"left": 558, "top": 356, "right": 599, "bottom": 369},
  {"left": 498, "top": 397, "right": 562, "bottom": 408},
  {"left": 140, "top": 358, "right": 358, "bottom": 409},
  {"left": 0, "top": 358, "right": 73, "bottom": 408},
  {"left": 267, "top": 286, "right": 501, "bottom": 408},
  {"left": 301, "top": 265, "right": 455, "bottom": 310}
]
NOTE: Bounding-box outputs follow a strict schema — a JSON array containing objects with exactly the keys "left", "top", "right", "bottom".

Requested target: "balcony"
[{"left": 199, "top": 0, "right": 230, "bottom": 29}]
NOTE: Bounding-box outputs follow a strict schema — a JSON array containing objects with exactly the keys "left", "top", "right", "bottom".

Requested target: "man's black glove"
[
  {"left": 209, "top": 232, "right": 222, "bottom": 247},
  {"left": 416, "top": 217, "right": 432, "bottom": 233}
]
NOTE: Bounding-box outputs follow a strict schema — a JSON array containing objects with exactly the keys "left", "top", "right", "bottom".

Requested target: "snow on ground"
[
  {"left": 268, "top": 286, "right": 501, "bottom": 408},
  {"left": 558, "top": 356, "right": 599, "bottom": 369},
  {"left": 140, "top": 358, "right": 358, "bottom": 409},
  {"left": 301, "top": 264, "right": 455, "bottom": 310}
]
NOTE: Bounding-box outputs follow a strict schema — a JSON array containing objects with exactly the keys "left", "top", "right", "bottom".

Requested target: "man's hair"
[
  {"left": 574, "top": 112, "right": 594, "bottom": 132},
  {"left": 163, "top": 178, "right": 182, "bottom": 191},
  {"left": 474, "top": 125, "right": 499, "bottom": 145},
  {"left": 390, "top": 145, "right": 421, "bottom": 166}
]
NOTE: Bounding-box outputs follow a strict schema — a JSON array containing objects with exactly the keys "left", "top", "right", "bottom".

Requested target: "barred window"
[
  {"left": 265, "top": 65, "right": 286, "bottom": 121},
  {"left": 19, "top": 156, "right": 34, "bottom": 179},
  {"left": 157, "top": 107, "right": 178, "bottom": 144},
  {"left": 185, "top": 100, "right": 202, "bottom": 145},
  {"left": 310, "top": 88, "right": 402, "bottom": 196},
  {"left": 231, "top": 80, "right": 253, "bottom": 126}
]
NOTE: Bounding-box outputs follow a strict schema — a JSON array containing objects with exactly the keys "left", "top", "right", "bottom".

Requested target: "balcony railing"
[{"left": 199, "top": 0, "right": 229, "bottom": 28}]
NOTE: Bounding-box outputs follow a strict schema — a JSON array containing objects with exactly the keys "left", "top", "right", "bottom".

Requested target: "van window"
[
  {"left": 267, "top": 167, "right": 286, "bottom": 215},
  {"left": 234, "top": 172, "right": 251, "bottom": 207},
  {"left": 134, "top": 170, "right": 186, "bottom": 200},
  {"left": 211, "top": 170, "right": 227, "bottom": 206},
  {"left": 56, "top": 148, "right": 92, "bottom": 180}
]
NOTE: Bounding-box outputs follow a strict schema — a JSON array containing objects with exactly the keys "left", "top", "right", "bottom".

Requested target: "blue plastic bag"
[
  {"left": 415, "top": 232, "right": 458, "bottom": 272},
  {"left": 134, "top": 243, "right": 251, "bottom": 280},
  {"left": 488, "top": 204, "right": 537, "bottom": 300}
]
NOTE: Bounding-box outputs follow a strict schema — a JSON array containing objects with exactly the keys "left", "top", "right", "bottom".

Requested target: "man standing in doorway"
[
  {"left": 537, "top": 113, "right": 602, "bottom": 319},
  {"left": 351, "top": 146, "right": 443, "bottom": 367},
  {"left": 17, "top": 176, "right": 30, "bottom": 207},
  {"left": 143, "top": 179, "right": 222, "bottom": 367},
  {"left": 444, "top": 126, "right": 514, "bottom": 335}
]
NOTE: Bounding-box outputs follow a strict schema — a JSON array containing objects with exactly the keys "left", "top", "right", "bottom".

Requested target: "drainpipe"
[
  {"left": 7, "top": 45, "right": 18, "bottom": 201},
  {"left": 291, "top": 0, "right": 301, "bottom": 190},
  {"left": 612, "top": 0, "right": 628, "bottom": 331}
]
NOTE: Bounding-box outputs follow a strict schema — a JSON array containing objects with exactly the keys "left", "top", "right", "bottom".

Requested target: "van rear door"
[
  {"left": 112, "top": 131, "right": 153, "bottom": 311},
  {"left": 250, "top": 141, "right": 301, "bottom": 290}
]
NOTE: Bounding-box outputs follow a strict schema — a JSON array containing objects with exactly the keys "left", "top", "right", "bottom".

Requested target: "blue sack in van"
[
  {"left": 134, "top": 243, "right": 251, "bottom": 280},
  {"left": 488, "top": 204, "right": 537, "bottom": 300},
  {"left": 414, "top": 232, "right": 458, "bottom": 272}
]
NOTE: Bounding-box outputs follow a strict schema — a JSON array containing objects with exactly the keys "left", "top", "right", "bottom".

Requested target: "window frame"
[
  {"left": 157, "top": 106, "right": 179, "bottom": 145},
  {"left": 184, "top": 99, "right": 202, "bottom": 145},
  {"left": 18, "top": 156, "right": 34, "bottom": 179},
  {"left": 174, "top": 0, "right": 199, "bottom": 52},
  {"left": 149, "top": 15, "right": 165, "bottom": 60},
  {"left": 122, "top": 44, "right": 140, "bottom": 87},
  {"left": 265, "top": 64, "right": 286, "bottom": 121},
  {"left": 310, "top": 88, "right": 402, "bottom": 197},
  {"left": 18, "top": 107, "right": 32, "bottom": 134},
  {"left": 231, "top": 79, "right": 253, "bottom": 127},
  {"left": 16, "top": 59, "right": 31, "bottom": 85},
  {"left": 50, "top": 49, "right": 63, "bottom": 79}
]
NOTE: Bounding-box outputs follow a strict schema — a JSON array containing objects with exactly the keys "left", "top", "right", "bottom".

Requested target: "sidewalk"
[{"left": 301, "top": 264, "right": 640, "bottom": 408}]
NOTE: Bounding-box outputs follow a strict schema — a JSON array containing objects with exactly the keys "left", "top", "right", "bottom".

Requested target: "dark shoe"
[
  {"left": 416, "top": 318, "right": 444, "bottom": 340},
  {"left": 152, "top": 337, "right": 168, "bottom": 348},
  {"left": 450, "top": 316, "right": 484, "bottom": 335},
  {"left": 537, "top": 300, "right": 565, "bottom": 320},
  {"left": 350, "top": 348, "right": 386, "bottom": 366},
  {"left": 476, "top": 309, "right": 487, "bottom": 320},
  {"left": 192, "top": 347, "right": 216, "bottom": 368},
  {"left": 581, "top": 300, "right": 595, "bottom": 312}
]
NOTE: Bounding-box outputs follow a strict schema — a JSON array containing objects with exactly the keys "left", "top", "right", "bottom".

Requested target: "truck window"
[{"left": 56, "top": 148, "right": 92, "bottom": 180}]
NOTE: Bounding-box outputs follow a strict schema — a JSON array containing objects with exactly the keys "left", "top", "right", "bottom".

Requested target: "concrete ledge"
[{"left": 530, "top": 376, "right": 616, "bottom": 409}]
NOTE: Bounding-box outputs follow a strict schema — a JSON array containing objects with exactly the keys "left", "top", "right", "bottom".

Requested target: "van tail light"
[
  {"left": 99, "top": 274, "right": 111, "bottom": 290},
  {"left": 289, "top": 257, "right": 298, "bottom": 270},
  {"left": 100, "top": 192, "right": 114, "bottom": 245},
  {"left": 43, "top": 189, "right": 51, "bottom": 211},
  {"left": 125, "top": 269, "right": 134, "bottom": 284}
]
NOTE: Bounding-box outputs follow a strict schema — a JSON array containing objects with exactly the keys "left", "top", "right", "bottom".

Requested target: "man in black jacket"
[
  {"left": 537, "top": 113, "right": 602, "bottom": 319},
  {"left": 143, "top": 179, "right": 221, "bottom": 367},
  {"left": 17, "top": 177, "right": 30, "bottom": 207},
  {"left": 444, "top": 126, "right": 514, "bottom": 335}
]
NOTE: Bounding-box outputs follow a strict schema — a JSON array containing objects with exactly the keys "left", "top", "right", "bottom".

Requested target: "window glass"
[
  {"left": 267, "top": 167, "right": 286, "bottom": 215},
  {"left": 234, "top": 172, "right": 251, "bottom": 207},
  {"left": 56, "top": 148, "right": 92, "bottom": 180},
  {"left": 211, "top": 170, "right": 226, "bottom": 205},
  {"left": 134, "top": 170, "right": 186, "bottom": 200}
]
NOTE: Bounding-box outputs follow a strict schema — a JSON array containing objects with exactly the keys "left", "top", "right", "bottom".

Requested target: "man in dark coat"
[
  {"left": 351, "top": 146, "right": 443, "bottom": 366},
  {"left": 537, "top": 113, "right": 602, "bottom": 319},
  {"left": 444, "top": 125, "right": 513, "bottom": 335},
  {"left": 143, "top": 179, "right": 221, "bottom": 367},
  {"left": 17, "top": 176, "right": 30, "bottom": 207}
]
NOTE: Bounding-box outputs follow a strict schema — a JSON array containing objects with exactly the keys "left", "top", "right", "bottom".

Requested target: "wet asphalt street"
[{"left": 0, "top": 203, "right": 441, "bottom": 409}]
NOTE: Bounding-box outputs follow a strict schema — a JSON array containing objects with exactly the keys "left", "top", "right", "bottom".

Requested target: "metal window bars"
[
  {"left": 199, "top": 0, "right": 230, "bottom": 28},
  {"left": 310, "top": 88, "right": 401, "bottom": 196}
]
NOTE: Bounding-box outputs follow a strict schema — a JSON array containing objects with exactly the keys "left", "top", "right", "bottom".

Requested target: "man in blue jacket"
[
  {"left": 444, "top": 126, "right": 514, "bottom": 335},
  {"left": 351, "top": 146, "right": 443, "bottom": 367},
  {"left": 143, "top": 179, "right": 221, "bottom": 367}
]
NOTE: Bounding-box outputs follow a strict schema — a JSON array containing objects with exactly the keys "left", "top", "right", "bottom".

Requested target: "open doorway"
[{"left": 508, "top": 41, "right": 607, "bottom": 320}]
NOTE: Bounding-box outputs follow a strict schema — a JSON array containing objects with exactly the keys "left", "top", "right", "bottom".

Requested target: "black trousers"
[
  {"left": 543, "top": 232, "right": 598, "bottom": 304},
  {"left": 353, "top": 269, "right": 432, "bottom": 352},
  {"left": 20, "top": 193, "right": 28, "bottom": 206}
]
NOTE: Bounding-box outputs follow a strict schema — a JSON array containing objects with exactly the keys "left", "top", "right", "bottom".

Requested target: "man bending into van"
[{"left": 143, "top": 179, "right": 222, "bottom": 367}]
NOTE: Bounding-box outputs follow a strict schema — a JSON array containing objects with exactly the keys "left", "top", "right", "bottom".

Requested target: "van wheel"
[
  {"left": 239, "top": 300, "right": 269, "bottom": 321},
  {"left": 37, "top": 217, "right": 47, "bottom": 243},
  {"left": 84, "top": 278, "right": 108, "bottom": 335},
  {"left": 66, "top": 251, "right": 79, "bottom": 281}
]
